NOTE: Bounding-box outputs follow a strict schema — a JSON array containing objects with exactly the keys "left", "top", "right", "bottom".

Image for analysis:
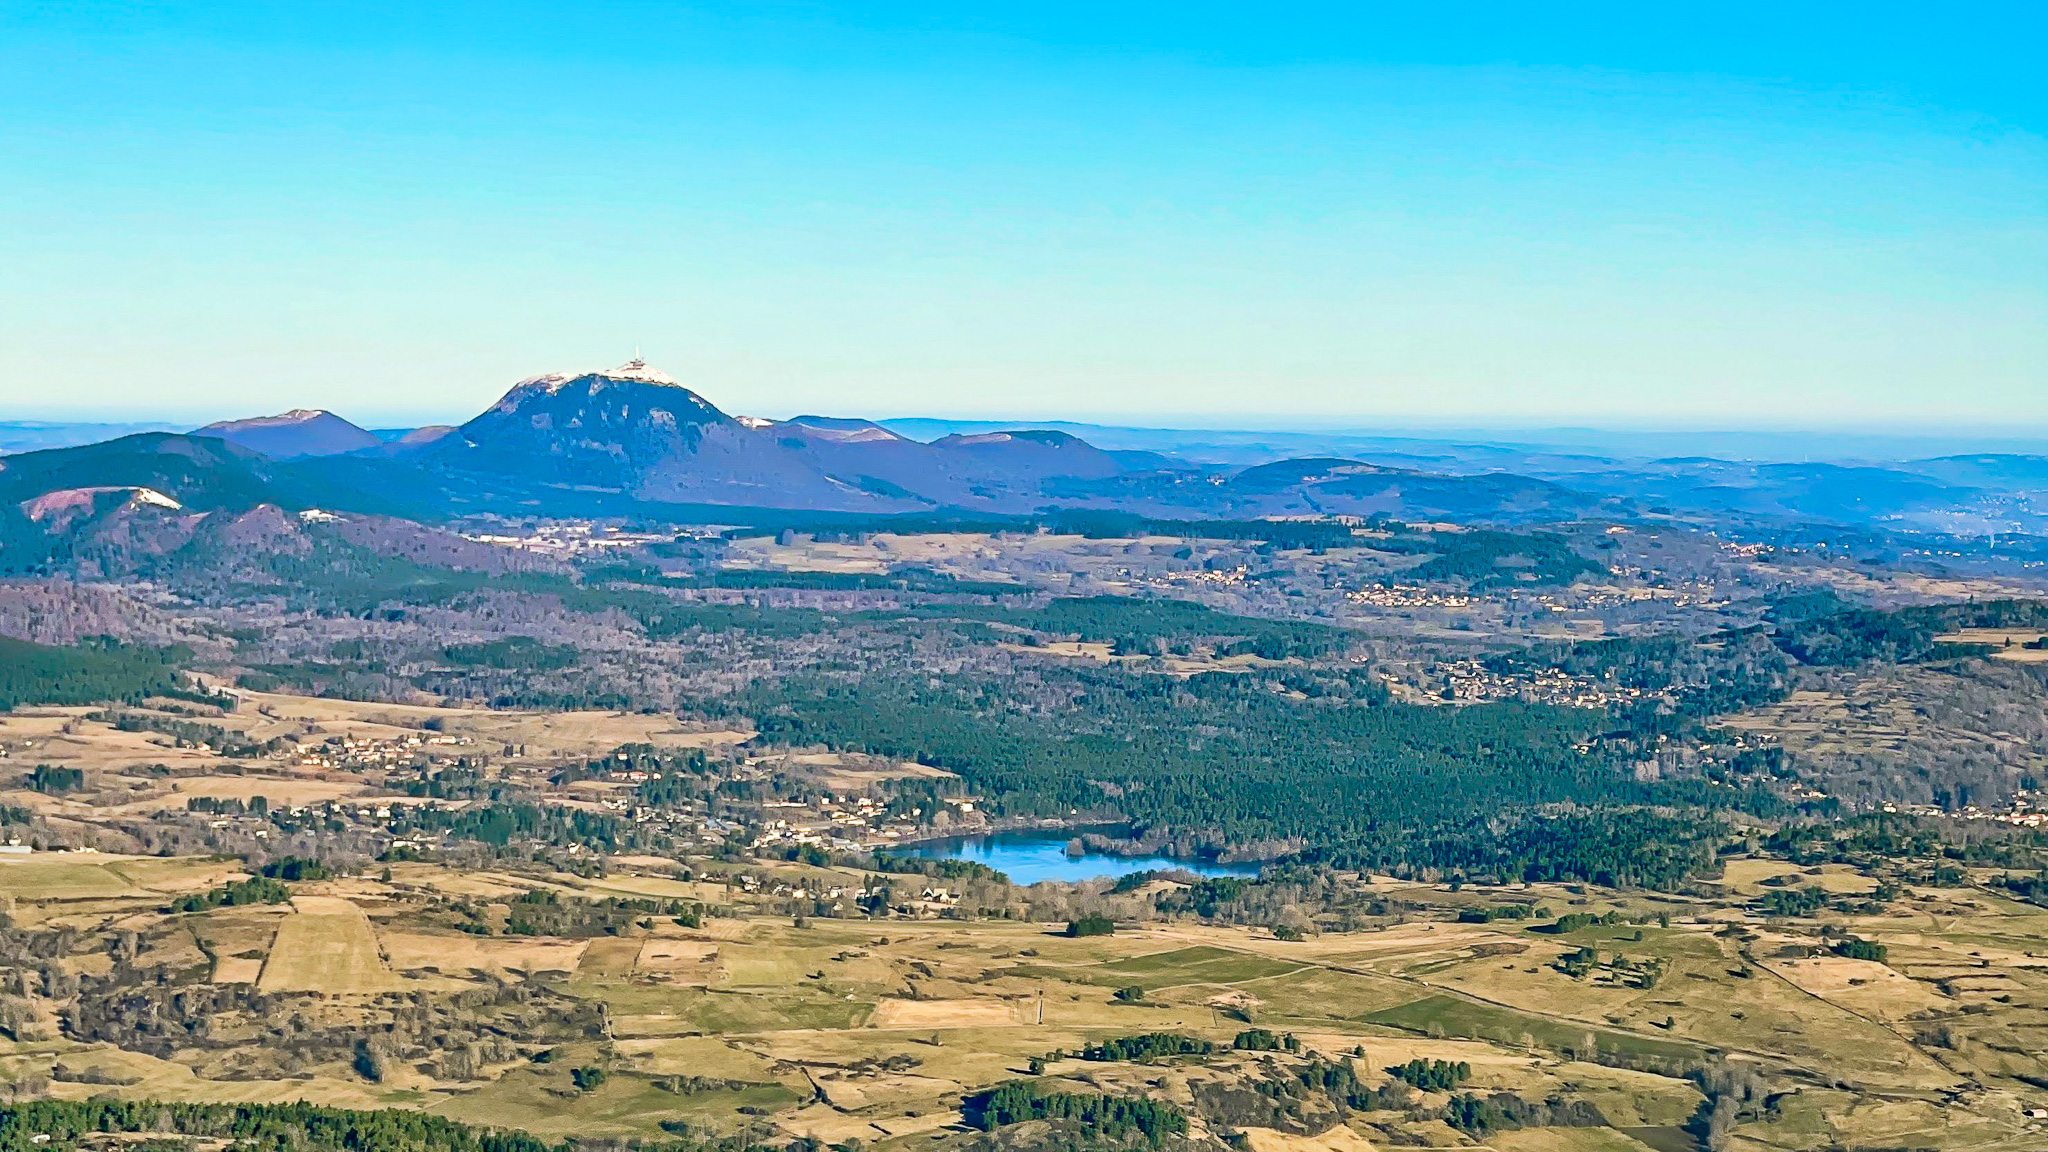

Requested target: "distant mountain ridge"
[
  {"left": 405, "top": 358, "right": 1197, "bottom": 514},
  {"left": 0, "top": 433, "right": 349, "bottom": 512},
  {"left": 0, "top": 421, "right": 185, "bottom": 454},
  {"left": 9, "top": 357, "right": 2048, "bottom": 536},
  {"left": 194, "top": 409, "right": 382, "bottom": 458}
]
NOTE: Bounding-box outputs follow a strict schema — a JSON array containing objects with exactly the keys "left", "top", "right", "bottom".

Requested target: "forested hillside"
[{"left": 0, "top": 637, "right": 188, "bottom": 711}]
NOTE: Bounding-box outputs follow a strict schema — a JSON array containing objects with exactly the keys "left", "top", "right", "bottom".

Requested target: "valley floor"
[{"left": 6, "top": 848, "right": 2048, "bottom": 1152}]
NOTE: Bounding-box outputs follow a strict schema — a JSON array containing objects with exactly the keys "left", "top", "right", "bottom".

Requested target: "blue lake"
[{"left": 904, "top": 830, "right": 1263, "bottom": 885}]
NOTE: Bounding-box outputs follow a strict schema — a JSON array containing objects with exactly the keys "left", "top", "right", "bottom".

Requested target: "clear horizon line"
[{"left": 10, "top": 410, "right": 2048, "bottom": 443}]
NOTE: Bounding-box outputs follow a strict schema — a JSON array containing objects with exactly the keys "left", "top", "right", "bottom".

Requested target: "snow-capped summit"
[
  {"left": 204, "top": 408, "right": 332, "bottom": 429},
  {"left": 20, "top": 486, "right": 185, "bottom": 526},
  {"left": 193, "top": 409, "right": 382, "bottom": 459},
  {"left": 781, "top": 416, "right": 909, "bottom": 444},
  {"left": 442, "top": 356, "right": 741, "bottom": 494},
  {"left": 491, "top": 358, "right": 681, "bottom": 408},
  {"left": 599, "top": 356, "right": 677, "bottom": 385}
]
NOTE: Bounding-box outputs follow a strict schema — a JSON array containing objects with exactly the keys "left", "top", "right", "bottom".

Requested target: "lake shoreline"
[{"left": 901, "top": 827, "right": 1265, "bottom": 885}]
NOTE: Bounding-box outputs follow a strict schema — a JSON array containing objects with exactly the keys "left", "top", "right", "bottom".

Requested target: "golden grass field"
[
  {"left": 379, "top": 930, "right": 589, "bottom": 977},
  {"left": 235, "top": 690, "right": 754, "bottom": 756},
  {"left": 1236, "top": 1127, "right": 1380, "bottom": 1152},
  {"left": 257, "top": 895, "right": 401, "bottom": 994},
  {"left": 1937, "top": 628, "right": 2048, "bottom": 661},
  {"left": 0, "top": 709, "right": 227, "bottom": 774},
  {"left": 866, "top": 998, "right": 1028, "bottom": 1029},
  {"left": 726, "top": 531, "right": 1105, "bottom": 581},
  {"left": 574, "top": 935, "right": 644, "bottom": 978},
  {"left": 767, "top": 751, "right": 958, "bottom": 790},
  {"left": 0, "top": 853, "right": 240, "bottom": 905}
]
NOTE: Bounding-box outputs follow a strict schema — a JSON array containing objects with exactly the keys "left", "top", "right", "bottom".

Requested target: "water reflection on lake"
[{"left": 904, "top": 830, "right": 1263, "bottom": 885}]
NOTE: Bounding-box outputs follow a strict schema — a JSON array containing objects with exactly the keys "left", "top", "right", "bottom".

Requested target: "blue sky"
[{"left": 1, "top": 2, "right": 2042, "bottom": 428}]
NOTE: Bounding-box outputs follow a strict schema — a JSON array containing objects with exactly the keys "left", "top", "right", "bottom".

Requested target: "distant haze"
[
  {"left": 878, "top": 421, "right": 2048, "bottom": 467},
  {"left": 10, "top": 413, "right": 2048, "bottom": 470}
]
